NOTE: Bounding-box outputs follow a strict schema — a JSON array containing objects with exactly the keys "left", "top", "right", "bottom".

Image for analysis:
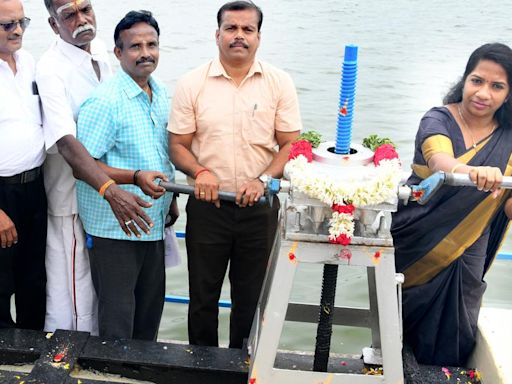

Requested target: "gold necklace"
[{"left": 457, "top": 103, "right": 495, "bottom": 151}]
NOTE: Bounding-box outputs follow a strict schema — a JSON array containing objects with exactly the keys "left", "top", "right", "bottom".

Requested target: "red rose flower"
[
  {"left": 329, "top": 234, "right": 352, "bottom": 246},
  {"left": 373, "top": 143, "right": 399, "bottom": 166},
  {"left": 289, "top": 140, "right": 313, "bottom": 162},
  {"left": 332, "top": 203, "right": 355, "bottom": 215}
]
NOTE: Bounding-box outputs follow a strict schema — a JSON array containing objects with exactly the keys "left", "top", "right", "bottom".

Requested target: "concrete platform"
[{"left": 469, "top": 307, "right": 512, "bottom": 384}]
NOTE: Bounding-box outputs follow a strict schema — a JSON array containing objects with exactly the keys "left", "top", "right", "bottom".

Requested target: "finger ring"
[
  {"left": 199, "top": 191, "right": 205, "bottom": 196},
  {"left": 125, "top": 220, "right": 133, "bottom": 226}
]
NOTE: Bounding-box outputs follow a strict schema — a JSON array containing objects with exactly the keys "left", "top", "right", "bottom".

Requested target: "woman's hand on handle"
[{"left": 469, "top": 166, "right": 503, "bottom": 198}]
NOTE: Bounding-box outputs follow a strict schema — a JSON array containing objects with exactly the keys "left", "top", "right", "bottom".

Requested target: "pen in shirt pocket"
[{"left": 252, "top": 103, "right": 258, "bottom": 117}]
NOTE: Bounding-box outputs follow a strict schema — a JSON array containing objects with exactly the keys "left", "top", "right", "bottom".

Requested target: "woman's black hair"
[{"left": 443, "top": 43, "right": 512, "bottom": 128}]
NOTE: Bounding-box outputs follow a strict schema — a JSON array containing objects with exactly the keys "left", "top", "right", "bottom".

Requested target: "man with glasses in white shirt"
[
  {"left": 37, "top": 0, "right": 166, "bottom": 334},
  {"left": 0, "top": 0, "right": 47, "bottom": 330}
]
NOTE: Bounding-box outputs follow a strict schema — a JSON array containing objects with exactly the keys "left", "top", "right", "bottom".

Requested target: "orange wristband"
[
  {"left": 194, "top": 168, "right": 209, "bottom": 179},
  {"left": 98, "top": 179, "right": 115, "bottom": 198}
]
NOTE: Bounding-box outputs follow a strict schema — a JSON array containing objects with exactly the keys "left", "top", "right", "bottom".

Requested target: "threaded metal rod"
[{"left": 313, "top": 263, "right": 339, "bottom": 372}]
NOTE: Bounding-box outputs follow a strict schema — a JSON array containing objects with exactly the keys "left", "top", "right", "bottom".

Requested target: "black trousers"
[
  {"left": 0, "top": 175, "right": 47, "bottom": 330},
  {"left": 186, "top": 197, "right": 279, "bottom": 348},
  {"left": 88, "top": 237, "right": 165, "bottom": 341}
]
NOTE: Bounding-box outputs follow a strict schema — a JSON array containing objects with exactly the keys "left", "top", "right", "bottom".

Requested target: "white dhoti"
[{"left": 44, "top": 214, "right": 98, "bottom": 335}]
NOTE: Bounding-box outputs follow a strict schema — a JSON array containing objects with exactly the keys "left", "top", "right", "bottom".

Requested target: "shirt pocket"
[{"left": 242, "top": 106, "right": 276, "bottom": 146}]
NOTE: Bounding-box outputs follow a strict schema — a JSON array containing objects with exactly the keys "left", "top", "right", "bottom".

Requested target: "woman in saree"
[{"left": 391, "top": 43, "right": 512, "bottom": 366}]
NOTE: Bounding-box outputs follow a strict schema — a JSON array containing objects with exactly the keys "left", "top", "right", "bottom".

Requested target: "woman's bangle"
[
  {"left": 133, "top": 169, "right": 141, "bottom": 185},
  {"left": 99, "top": 179, "right": 116, "bottom": 198},
  {"left": 194, "top": 168, "right": 209, "bottom": 179},
  {"left": 450, "top": 163, "right": 466, "bottom": 174}
]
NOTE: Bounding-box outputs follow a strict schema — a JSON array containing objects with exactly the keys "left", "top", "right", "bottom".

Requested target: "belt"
[{"left": 0, "top": 167, "right": 42, "bottom": 185}]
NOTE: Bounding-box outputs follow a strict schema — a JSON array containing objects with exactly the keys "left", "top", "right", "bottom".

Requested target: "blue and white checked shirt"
[{"left": 76, "top": 70, "right": 174, "bottom": 241}]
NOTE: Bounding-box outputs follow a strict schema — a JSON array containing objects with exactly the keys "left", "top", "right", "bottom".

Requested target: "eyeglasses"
[{"left": 0, "top": 17, "right": 31, "bottom": 33}]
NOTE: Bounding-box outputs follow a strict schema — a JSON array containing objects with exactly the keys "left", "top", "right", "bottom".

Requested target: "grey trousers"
[{"left": 88, "top": 236, "right": 165, "bottom": 341}]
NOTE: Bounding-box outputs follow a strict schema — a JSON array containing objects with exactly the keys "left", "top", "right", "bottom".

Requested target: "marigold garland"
[{"left": 287, "top": 141, "right": 401, "bottom": 245}]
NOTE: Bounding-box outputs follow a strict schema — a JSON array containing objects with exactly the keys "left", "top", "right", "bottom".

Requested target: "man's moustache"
[
  {"left": 136, "top": 58, "right": 156, "bottom": 65},
  {"left": 230, "top": 41, "right": 249, "bottom": 48},
  {"left": 72, "top": 24, "right": 95, "bottom": 39}
]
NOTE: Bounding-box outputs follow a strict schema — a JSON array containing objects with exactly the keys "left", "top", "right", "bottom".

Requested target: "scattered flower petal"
[
  {"left": 336, "top": 248, "right": 352, "bottom": 264},
  {"left": 53, "top": 347, "right": 68, "bottom": 363},
  {"left": 372, "top": 250, "right": 382, "bottom": 265},
  {"left": 339, "top": 99, "right": 349, "bottom": 116},
  {"left": 442, "top": 367, "right": 452, "bottom": 380},
  {"left": 288, "top": 242, "right": 299, "bottom": 264},
  {"left": 412, "top": 190, "right": 424, "bottom": 200}
]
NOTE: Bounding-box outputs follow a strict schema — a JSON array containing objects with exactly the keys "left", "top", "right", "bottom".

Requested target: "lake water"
[{"left": 20, "top": 0, "right": 512, "bottom": 354}]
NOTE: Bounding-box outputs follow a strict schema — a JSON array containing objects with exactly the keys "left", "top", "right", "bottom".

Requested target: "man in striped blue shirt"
[{"left": 76, "top": 10, "right": 174, "bottom": 340}]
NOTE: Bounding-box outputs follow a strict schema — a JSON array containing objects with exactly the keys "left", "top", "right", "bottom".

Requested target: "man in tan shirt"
[{"left": 169, "top": 1, "right": 301, "bottom": 348}]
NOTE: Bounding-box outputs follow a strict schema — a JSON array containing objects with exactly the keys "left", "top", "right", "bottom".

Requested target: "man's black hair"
[
  {"left": 114, "top": 10, "right": 160, "bottom": 49},
  {"left": 43, "top": 0, "right": 55, "bottom": 15},
  {"left": 217, "top": 1, "right": 263, "bottom": 31}
]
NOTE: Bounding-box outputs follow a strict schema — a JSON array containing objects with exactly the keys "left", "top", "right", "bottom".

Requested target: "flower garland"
[{"left": 287, "top": 139, "right": 401, "bottom": 245}]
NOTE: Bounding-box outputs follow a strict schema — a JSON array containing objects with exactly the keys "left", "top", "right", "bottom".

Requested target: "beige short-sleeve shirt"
[{"left": 169, "top": 58, "right": 302, "bottom": 192}]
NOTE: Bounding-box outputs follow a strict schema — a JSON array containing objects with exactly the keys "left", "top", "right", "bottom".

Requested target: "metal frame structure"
[{"left": 248, "top": 231, "right": 404, "bottom": 383}]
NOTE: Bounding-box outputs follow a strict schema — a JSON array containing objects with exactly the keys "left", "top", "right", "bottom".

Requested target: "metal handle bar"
[
  {"left": 160, "top": 181, "right": 268, "bottom": 205},
  {"left": 401, "top": 171, "right": 512, "bottom": 206},
  {"left": 444, "top": 173, "right": 512, "bottom": 189}
]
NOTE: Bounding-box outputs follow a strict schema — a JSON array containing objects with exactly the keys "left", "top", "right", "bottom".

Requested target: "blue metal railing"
[
  {"left": 164, "top": 295, "right": 231, "bottom": 307},
  {"left": 498, "top": 253, "right": 512, "bottom": 260},
  {"left": 166, "top": 230, "right": 512, "bottom": 308},
  {"left": 166, "top": 230, "right": 228, "bottom": 306}
]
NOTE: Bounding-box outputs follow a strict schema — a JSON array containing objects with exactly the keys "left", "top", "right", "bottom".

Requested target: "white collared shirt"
[
  {"left": 36, "top": 37, "right": 112, "bottom": 216},
  {"left": 0, "top": 49, "right": 45, "bottom": 176}
]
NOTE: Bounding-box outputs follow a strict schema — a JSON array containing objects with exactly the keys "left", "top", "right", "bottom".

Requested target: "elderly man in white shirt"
[
  {"left": 37, "top": 0, "right": 163, "bottom": 334},
  {"left": 0, "top": 0, "right": 47, "bottom": 330},
  {"left": 37, "top": 0, "right": 109, "bottom": 334}
]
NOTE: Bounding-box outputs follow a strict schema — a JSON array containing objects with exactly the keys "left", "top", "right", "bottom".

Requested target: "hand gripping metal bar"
[{"left": 159, "top": 181, "right": 268, "bottom": 206}]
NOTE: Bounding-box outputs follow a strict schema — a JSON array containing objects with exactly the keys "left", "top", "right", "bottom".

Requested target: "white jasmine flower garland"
[{"left": 286, "top": 154, "right": 402, "bottom": 243}]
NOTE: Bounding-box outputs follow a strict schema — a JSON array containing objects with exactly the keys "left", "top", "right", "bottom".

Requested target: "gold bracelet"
[
  {"left": 99, "top": 179, "right": 116, "bottom": 198},
  {"left": 450, "top": 163, "right": 466, "bottom": 174}
]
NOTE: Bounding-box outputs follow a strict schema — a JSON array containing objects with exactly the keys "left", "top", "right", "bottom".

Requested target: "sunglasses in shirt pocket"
[{"left": 27, "top": 94, "right": 43, "bottom": 126}]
